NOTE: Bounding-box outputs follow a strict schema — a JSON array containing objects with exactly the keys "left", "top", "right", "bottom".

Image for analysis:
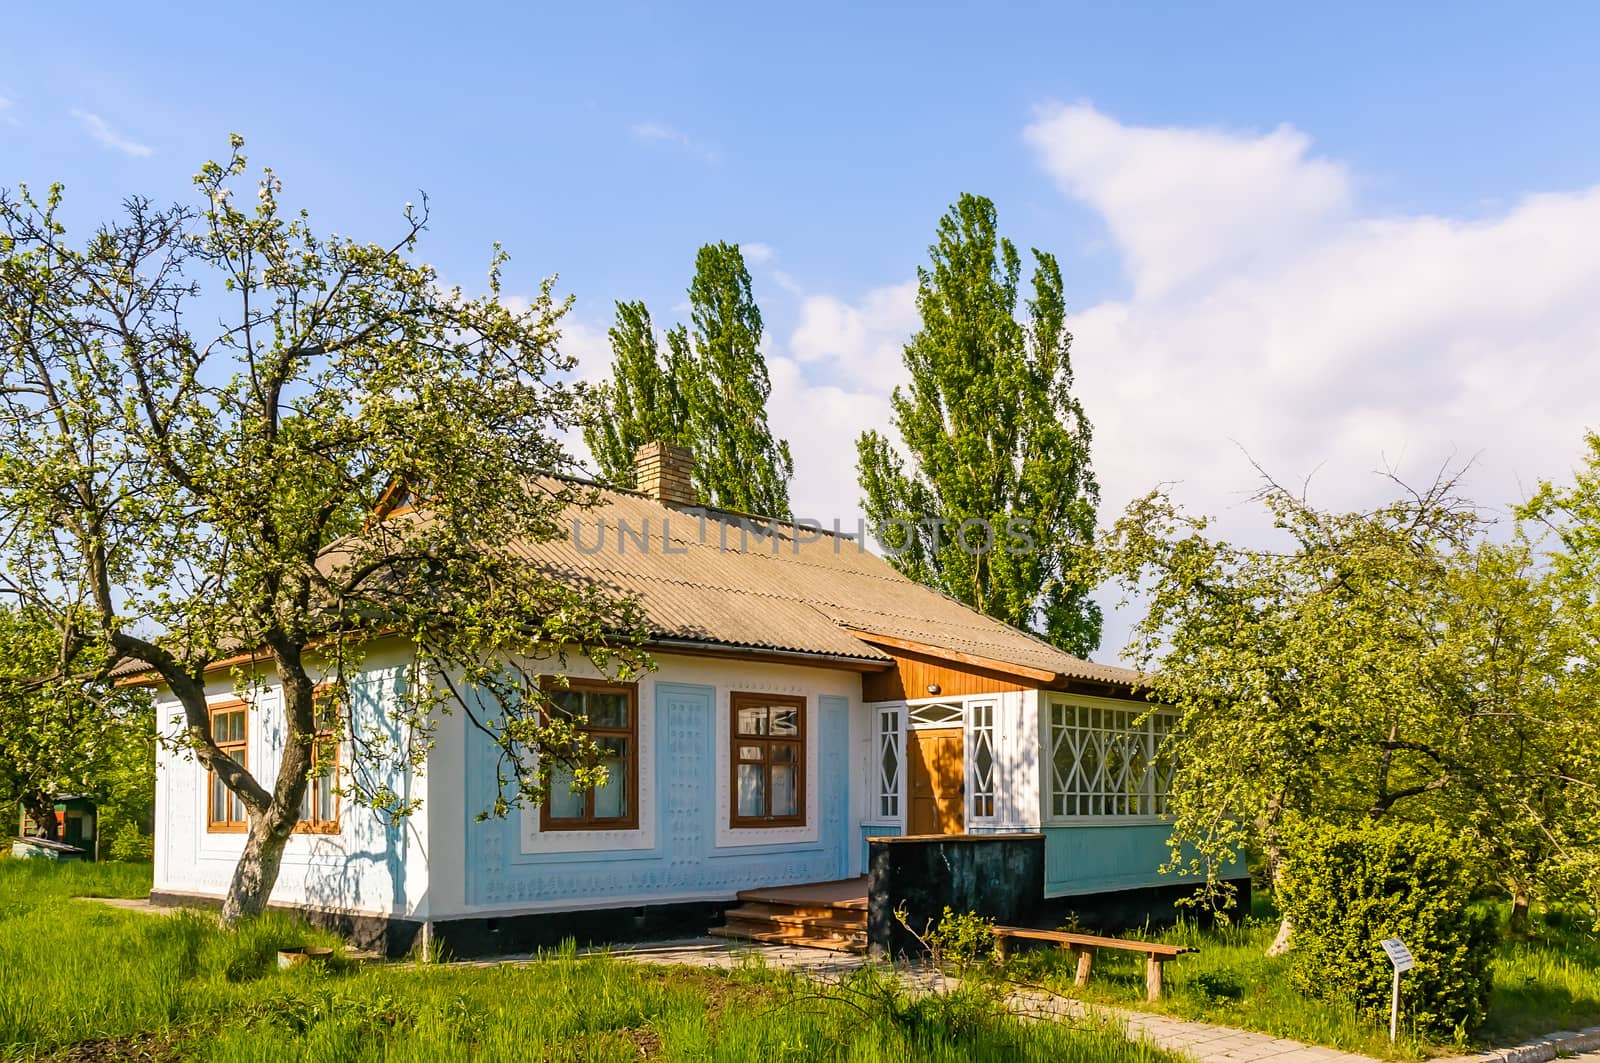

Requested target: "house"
[{"left": 146, "top": 443, "right": 1243, "bottom": 955}]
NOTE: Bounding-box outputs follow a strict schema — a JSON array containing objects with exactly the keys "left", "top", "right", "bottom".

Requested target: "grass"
[
  {"left": 1004, "top": 894, "right": 1600, "bottom": 1060},
  {"left": 0, "top": 857, "right": 1181, "bottom": 1063}
]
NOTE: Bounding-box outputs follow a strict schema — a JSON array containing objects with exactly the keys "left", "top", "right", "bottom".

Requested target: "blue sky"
[{"left": 6, "top": 3, "right": 1600, "bottom": 659}]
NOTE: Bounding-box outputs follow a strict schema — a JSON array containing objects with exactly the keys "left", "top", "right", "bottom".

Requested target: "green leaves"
[
  {"left": 1103, "top": 464, "right": 1600, "bottom": 915},
  {"left": 856, "top": 194, "right": 1101, "bottom": 655},
  {"left": 582, "top": 242, "right": 793, "bottom": 516},
  {"left": 0, "top": 140, "right": 649, "bottom": 915},
  {"left": 1277, "top": 818, "right": 1497, "bottom": 1035}
]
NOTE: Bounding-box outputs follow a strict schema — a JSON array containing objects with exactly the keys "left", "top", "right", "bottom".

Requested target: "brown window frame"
[
  {"left": 206, "top": 699, "right": 249, "bottom": 833},
  {"left": 538, "top": 678, "right": 640, "bottom": 832},
  {"left": 729, "top": 692, "right": 807, "bottom": 829},
  {"left": 296, "top": 687, "right": 341, "bottom": 835}
]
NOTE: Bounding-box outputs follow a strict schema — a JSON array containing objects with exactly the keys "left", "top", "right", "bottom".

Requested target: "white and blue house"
[{"left": 148, "top": 444, "right": 1232, "bottom": 955}]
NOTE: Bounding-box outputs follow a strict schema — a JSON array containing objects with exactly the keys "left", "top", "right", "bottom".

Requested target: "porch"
[{"left": 708, "top": 876, "right": 868, "bottom": 953}]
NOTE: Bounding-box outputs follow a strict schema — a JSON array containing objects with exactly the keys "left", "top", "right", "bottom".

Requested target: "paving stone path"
[{"left": 601, "top": 938, "right": 1383, "bottom": 1063}]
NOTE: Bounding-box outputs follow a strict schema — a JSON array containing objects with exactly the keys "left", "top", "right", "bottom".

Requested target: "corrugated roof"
[
  {"left": 519, "top": 484, "right": 1139, "bottom": 687},
  {"left": 115, "top": 481, "right": 1143, "bottom": 690}
]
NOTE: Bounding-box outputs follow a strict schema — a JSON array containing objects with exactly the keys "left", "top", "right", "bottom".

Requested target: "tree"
[
  {"left": 584, "top": 243, "right": 793, "bottom": 515},
  {"left": 856, "top": 194, "right": 1100, "bottom": 656},
  {"left": 0, "top": 140, "right": 647, "bottom": 922},
  {"left": 1101, "top": 468, "right": 1600, "bottom": 946},
  {"left": 0, "top": 607, "right": 149, "bottom": 844},
  {"left": 1516, "top": 430, "right": 1600, "bottom": 921},
  {"left": 582, "top": 301, "right": 688, "bottom": 487}
]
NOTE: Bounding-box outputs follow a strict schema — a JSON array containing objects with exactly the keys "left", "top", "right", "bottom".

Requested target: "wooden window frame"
[
  {"left": 729, "top": 691, "right": 807, "bottom": 829},
  {"left": 538, "top": 678, "right": 640, "bottom": 832},
  {"left": 206, "top": 699, "right": 249, "bottom": 833},
  {"left": 296, "top": 687, "right": 341, "bottom": 835}
]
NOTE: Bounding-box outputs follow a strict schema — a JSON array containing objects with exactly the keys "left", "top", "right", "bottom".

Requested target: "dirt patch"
[
  {"left": 40, "top": 1030, "right": 187, "bottom": 1062},
  {"left": 620, "top": 1026, "right": 662, "bottom": 1057}
]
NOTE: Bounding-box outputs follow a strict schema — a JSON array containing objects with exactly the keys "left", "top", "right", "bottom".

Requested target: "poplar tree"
[
  {"left": 857, "top": 194, "right": 1100, "bottom": 655},
  {"left": 584, "top": 243, "right": 793, "bottom": 516},
  {"left": 583, "top": 301, "right": 688, "bottom": 487}
]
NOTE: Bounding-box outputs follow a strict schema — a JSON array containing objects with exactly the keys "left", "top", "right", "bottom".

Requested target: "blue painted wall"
[
  {"left": 1041, "top": 823, "right": 1240, "bottom": 896},
  {"left": 463, "top": 684, "right": 854, "bottom": 910},
  {"left": 858, "top": 823, "right": 902, "bottom": 870}
]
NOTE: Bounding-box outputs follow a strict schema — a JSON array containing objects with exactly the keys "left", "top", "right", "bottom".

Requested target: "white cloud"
[
  {"left": 765, "top": 102, "right": 1600, "bottom": 663},
  {"left": 741, "top": 241, "right": 775, "bottom": 265},
  {"left": 766, "top": 354, "right": 893, "bottom": 521},
  {"left": 787, "top": 281, "right": 918, "bottom": 393},
  {"left": 630, "top": 121, "right": 719, "bottom": 163},
  {"left": 1025, "top": 103, "right": 1351, "bottom": 299},
  {"left": 69, "top": 109, "right": 152, "bottom": 158},
  {"left": 0, "top": 96, "right": 18, "bottom": 127},
  {"left": 1020, "top": 102, "right": 1600, "bottom": 656}
]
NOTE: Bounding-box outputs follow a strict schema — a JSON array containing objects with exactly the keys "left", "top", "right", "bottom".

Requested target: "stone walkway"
[{"left": 592, "top": 937, "right": 1382, "bottom": 1063}]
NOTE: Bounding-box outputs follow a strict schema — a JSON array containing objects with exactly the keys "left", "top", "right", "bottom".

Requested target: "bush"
[
  {"left": 105, "top": 820, "right": 153, "bottom": 862},
  {"left": 923, "top": 907, "right": 997, "bottom": 973},
  {"left": 1277, "top": 818, "right": 1497, "bottom": 1036}
]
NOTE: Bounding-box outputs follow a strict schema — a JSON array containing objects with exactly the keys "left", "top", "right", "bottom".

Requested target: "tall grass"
[{"left": 0, "top": 858, "right": 1181, "bottom": 1062}]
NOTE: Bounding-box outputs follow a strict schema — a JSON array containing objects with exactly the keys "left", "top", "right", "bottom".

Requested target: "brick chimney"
[{"left": 634, "top": 442, "right": 696, "bottom": 506}]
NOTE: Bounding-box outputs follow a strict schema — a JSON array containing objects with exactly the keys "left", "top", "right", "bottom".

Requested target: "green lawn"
[
  {"left": 0, "top": 858, "right": 1178, "bottom": 1063},
  {"left": 1005, "top": 895, "right": 1600, "bottom": 1061}
]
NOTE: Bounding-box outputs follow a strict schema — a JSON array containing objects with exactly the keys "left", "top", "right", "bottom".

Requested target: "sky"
[{"left": 4, "top": 3, "right": 1599, "bottom": 663}]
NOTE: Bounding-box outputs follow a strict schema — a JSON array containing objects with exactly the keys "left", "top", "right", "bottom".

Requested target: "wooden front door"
[{"left": 907, "top": 727, "right": 965, "bottom": 835}]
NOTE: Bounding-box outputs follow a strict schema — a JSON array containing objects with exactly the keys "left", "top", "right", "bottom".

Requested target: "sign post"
[{"left": 1379, "top": 938, "right": 1415, "bottom": 1042}]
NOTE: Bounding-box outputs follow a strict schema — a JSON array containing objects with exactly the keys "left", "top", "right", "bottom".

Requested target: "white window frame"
[
  {"left": 874, "top": 704, "right": 904, "bottom": 820},
  {"left": 965, "top": 698, "right": 999, "bottom": 825},
  {"left": 905, "top": 698, "right": 964, "bottom": 730},
  {"left": 1045, "top": 694, "right": 1177, "bottom": 825}
]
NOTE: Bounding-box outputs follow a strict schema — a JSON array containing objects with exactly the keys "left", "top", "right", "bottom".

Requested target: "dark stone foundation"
[{"left": 148, "top": 891, "right": 736, "bottom": 960}]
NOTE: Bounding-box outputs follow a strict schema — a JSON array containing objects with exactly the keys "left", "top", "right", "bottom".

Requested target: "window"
[
  {"left": 1048, "top": 700, "right": 1177, "bottom": 818},
  {"left": 968, "top": 701, "right": 996, "bottom": 819},
  {"left": 540, "top": 680, "right": 639, "bottom": 831},
  {"left": 730, "top": 692, "right": 806, "bottom": 827},
  {"left": 876, "top": 706, "right": 902, "bottom": 818},
  {"left": 298, "top": 690, "right": 340, "bottom": 834},
  {"left": 207, "top": 700, "right": 248, "bottom": 832},
  {"left": 908, "top": 701, "right": 963, "bottom": 728}
]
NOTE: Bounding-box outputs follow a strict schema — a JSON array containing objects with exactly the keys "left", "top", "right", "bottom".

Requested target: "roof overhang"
[{"left": 644, "top": 636, "right": 893, "bottom": 673}]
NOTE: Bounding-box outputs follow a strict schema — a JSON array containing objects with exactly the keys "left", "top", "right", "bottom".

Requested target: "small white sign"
[{"left": 1380, "top": 937, "right": 1415, "bottom": 973}]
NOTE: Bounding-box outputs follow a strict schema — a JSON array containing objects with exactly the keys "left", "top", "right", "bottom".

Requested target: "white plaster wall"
[{"left": 151, "top": 641, "right": 432, "bottom": 918}]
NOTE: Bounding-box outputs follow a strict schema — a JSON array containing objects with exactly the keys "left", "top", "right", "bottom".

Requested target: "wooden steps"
[{"left": 710, "top": 878, "right": 868, "bottom": 953}]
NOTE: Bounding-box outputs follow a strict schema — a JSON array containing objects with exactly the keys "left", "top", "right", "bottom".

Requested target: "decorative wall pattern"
[{"left": 464, "top": 683, "right": 854, "bottom": 911}]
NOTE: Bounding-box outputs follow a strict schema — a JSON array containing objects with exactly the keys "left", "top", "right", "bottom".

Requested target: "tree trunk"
[
  {"left": 218, "top": 644, "right": 319, "bottom": 926},
  {"left": 1264, "top": 823, "right": 1293, "bottom": 957},
  {"left": 220, "top": 810, "right": 296, "bottom": 925},
  {"left": 1266, "top": 916, "right": 1294, "bottom": 956},
  {"left": 1509, "top": 884, "right": 1532, "bottom": 937},
  {"left": 22, "top": 791, "right": 59, "bottom": 841}
]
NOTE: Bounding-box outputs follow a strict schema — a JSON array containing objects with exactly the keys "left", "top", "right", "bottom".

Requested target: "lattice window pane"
[
  {"left": 969, "top": 702, "right": 996, "bottom": 820},
  {"left": 877, "top": 707, "right": 901, "bottom": 818},
  {"left": 1048, "top": 699, "right": 1178, "bottom": 819},
  {"left": 908, "top": 701, "right": 963, "bottom": 727}
]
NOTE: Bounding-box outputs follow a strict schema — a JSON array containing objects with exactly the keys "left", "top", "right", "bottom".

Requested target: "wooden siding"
[{"left": 861, "top": 647, "right": 1031, "bottom": 701}]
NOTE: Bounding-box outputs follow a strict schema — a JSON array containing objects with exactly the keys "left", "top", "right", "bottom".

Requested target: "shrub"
[
  {"left": 923, "top": 907, "right": 997, "bottom": 973},
  {"left": 1276, "top": 818, "right": 1497, "bottom": 1036},
  {"left": 105, "top": 820, "right": 153, "bottom": 862}
]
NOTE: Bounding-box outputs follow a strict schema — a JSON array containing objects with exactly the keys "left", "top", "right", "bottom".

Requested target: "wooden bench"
[{"left": 992, "top": 926, "right": 1196, "bottom": 1001}]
